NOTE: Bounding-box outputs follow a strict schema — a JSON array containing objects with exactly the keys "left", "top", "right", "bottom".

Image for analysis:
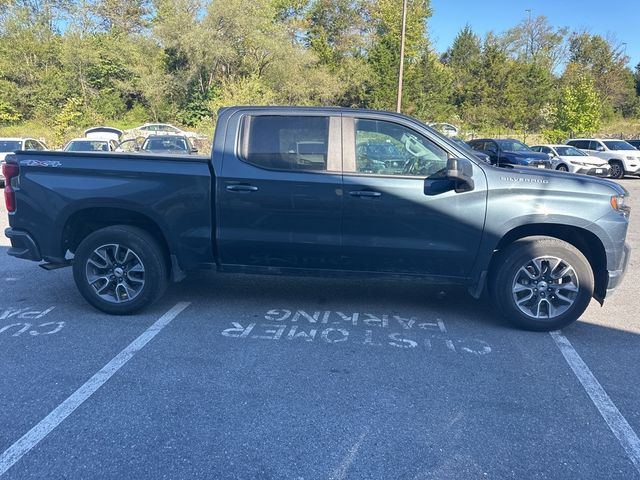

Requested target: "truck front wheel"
[
  {"left": 491, "top": 237, "right": 594, "bottom": 331},
  {"left": 73, "top": 225, "right": 168, "bottom": 315}
]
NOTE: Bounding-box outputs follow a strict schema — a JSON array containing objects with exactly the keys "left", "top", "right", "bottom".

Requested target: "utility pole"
[{"left": 396, "top": 0, "right": 408, "bottom": 113}]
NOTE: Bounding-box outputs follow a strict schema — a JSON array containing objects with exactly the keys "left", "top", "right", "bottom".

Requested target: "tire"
[
  {"left": 490, "top": 237, "right": 593, "bottom": 331},
  {"left": 556, "top": 164, "right": 569, "bottom": 172},
  {"left": 609, "top": 160, "right": 624, "bottom": 179},
  {"left": 73, "top": 225, "right": 168, "bottom": 315}
]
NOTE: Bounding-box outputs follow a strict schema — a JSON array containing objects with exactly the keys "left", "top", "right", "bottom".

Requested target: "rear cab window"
[{"left": 240, "top": 115, "right": 339, "bottom": 172}]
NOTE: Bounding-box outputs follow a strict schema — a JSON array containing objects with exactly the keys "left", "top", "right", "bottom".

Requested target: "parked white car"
[
  {"left": 566, "top": 138, "right": 640, "bottom": 179},
  {"left": 1, "top": 137, "right": 48, "bottom": 187},
  {"left": 530, "top": 144, "right": 611, "bottom": 177}
]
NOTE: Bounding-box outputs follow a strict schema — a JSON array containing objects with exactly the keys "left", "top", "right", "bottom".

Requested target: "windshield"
[
  {"left": 143, "top": 137, "right": 188, "bottom": 151},
  {"left": 603, "top": 140, "right": 635, "bottom": 151},
  {"left": 0, "top": 140, "right": 22, "bottom": 152},
  {"left": 495, "top": 140, "right": 532, "bottom": 152},
  {"left": 65, "top": 141, "right": 109, "bottom": 152},
  {"left": 555, "top": 146, "right": 586, "bottom": 156}
]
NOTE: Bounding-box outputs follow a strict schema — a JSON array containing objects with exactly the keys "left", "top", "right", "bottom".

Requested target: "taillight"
[{"left": 2, "top": 161, "right": 19, "bottom": 213}]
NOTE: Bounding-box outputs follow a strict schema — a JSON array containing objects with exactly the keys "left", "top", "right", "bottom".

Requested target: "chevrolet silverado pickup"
[{"left": 3, "top": 107, "right": 631, "bottom": 331}]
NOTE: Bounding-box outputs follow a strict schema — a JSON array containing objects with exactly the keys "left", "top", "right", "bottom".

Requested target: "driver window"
[{"left": 353, "top": 119, "right": 448, "bottom": 177}]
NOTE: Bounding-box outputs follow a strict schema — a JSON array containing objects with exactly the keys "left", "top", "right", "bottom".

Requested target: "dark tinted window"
[
  {"left": 143, "top": 137, "right": 188, "bottom": 152},
  {"left": 603, "top": 140, "right": 635, "bottom": 151},
  {"left": 568, "top": 140, "right": 587, "bottom": 149},
  {"left": 495, "top": 139, "right": 531, "bottom": 152},
  {"left": 588, "top": 141, "right": 602, "bottom": 150},
  {"left": 242, "top": 116, "right": 329, "bottom": 171}
]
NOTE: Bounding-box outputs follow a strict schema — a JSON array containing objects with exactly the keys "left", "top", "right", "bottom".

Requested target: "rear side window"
[
  {"left": 241, "top": 116, "right": 329, "bottom": 171},
  {"left": 588, "top": 141, "right": 601, "bottom": 150},
  {"left": 568, "top": 140, "right": 586, "bottom": 149}
]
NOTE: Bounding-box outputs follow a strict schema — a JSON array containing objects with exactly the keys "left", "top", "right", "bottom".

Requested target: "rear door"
[
  {"left": 217, "top": 111, "right": 343, "bottom": 270},
  {"left": 340, "top": 115, "right": 487, "bottom": 278}
]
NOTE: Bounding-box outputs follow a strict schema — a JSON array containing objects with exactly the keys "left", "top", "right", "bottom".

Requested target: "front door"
[
  {"left": 341, "top": 115, "right": 487, "bottom": 278},
  {"left": 217, "top": 112, "right": 343, "bottom": 271}
]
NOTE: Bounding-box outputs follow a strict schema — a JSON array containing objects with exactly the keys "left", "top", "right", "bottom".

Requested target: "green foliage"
[
  {"left": 0, "top": 0, "right": 638, "bottom": 145},
  {"left": 208, "top": 75, "right": 277, "bottom": 114},
  {"left": 0, "top": 100, "right": 22, "bottom": 124},
  {"left": 553, "top": 76, "right": 601, "bottom": 136},
  {"left": 542, "top": 128, "right": 569, "bottom": 144},
  {"left": 53, "top": 97, "right": 85, "bottom": 144}
]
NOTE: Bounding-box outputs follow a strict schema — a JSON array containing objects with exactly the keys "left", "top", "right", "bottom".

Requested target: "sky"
[{"left": 428, "top": 0, "right": 640, "bottom": 69}]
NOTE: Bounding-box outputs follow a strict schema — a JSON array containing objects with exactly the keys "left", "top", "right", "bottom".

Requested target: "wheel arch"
[
  {"left": 61, "top": 207, "right": 175, "bottom": 276},
  {"left": 487, "top": 224, "right": 607, "bottom": 304}
]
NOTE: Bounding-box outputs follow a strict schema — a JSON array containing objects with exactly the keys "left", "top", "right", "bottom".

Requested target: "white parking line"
[
  {"left": 551, "top": 330, "right": 640, "bottom": 474},
  {"left": 0, "top": 301, "right": 191, "bottom": 477},
  {"left": 328, "top": 428, "right": 368, "bottom": 480}
]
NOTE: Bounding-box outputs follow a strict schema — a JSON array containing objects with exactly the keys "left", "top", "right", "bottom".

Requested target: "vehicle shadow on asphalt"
[{"left": 171, "top": 270, "right": 515, "bottom": 330}]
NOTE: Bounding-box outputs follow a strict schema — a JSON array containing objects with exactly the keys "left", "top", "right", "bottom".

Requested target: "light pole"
[
  {"left": 525, "top": 9, "right": 532, "bottom": 59},
  {"left": 396, "top": 0, "right": 408, "bottom": 113}
]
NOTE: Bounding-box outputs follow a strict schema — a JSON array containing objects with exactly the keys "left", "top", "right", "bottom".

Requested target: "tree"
[
  {"left": 366, "top": 0, "right": 432, "bottom": 111},
  {"left": 566, "top": 32, "right": 636, "bottom": 117},
  {"left": 91, "top": 0, "right": 150, "bottom": 34},
  {"left": 500, "top": 15, "right": 567, "bottom": 69},
  {"left": 553, "top": 76, "right": 601, "bottom": 136}
]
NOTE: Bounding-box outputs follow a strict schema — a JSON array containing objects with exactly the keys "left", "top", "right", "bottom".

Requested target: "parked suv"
[
  {"left": 566, "top": 139, "right": 640, "bottom": 179},
  {"left": 467, "top": 138, "right": 552, "bottom": 169}
]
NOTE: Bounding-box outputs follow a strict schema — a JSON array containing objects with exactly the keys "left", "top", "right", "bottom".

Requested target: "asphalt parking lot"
[{"left": 1, "top": 179, "right": 640, "bottom": 479}]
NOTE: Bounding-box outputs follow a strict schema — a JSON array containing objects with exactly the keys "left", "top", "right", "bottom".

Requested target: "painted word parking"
[
  {"left": 0, "top": 306, "right": 62, "bottom": 337},
  {"left": 222, "top": 309, "right": 492, "bottom": 355}
]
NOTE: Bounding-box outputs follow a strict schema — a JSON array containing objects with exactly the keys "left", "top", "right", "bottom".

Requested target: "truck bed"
[{"left": 6, "top": 150, "right": 215, "bottom": 273}]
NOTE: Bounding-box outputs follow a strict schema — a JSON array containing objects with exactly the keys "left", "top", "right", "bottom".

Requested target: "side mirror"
[{"left": 446, "top": 158, "right": 475, "bottom": 193}]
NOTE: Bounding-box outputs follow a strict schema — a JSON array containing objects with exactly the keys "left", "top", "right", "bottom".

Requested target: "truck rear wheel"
[
  {"left": 73, "top": 225, "right": 168, "bottom": 315},
  {"left": 491, "top": 237, "right": 593, "bottom": 331}
]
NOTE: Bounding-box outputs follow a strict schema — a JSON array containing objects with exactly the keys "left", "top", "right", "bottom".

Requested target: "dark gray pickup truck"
[{"left": 3, "top": 107, "right": 631, "bottom": 330}]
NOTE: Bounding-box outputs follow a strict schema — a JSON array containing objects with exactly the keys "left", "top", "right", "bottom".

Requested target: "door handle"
[
  {"left": 226, "top": 184, "right": 258, "bottom": 192},
  {"left": 349, "top": 190, "right": 381, "bottom": 198}
]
